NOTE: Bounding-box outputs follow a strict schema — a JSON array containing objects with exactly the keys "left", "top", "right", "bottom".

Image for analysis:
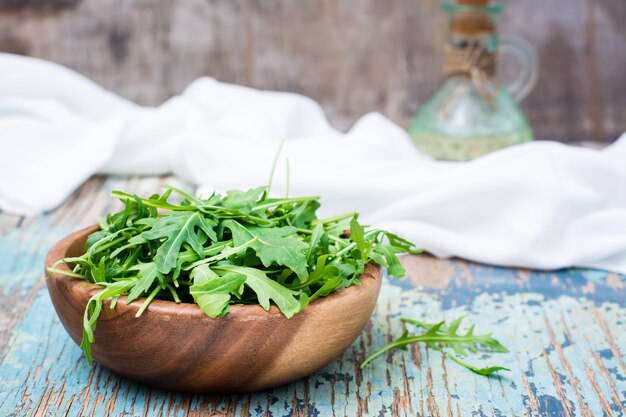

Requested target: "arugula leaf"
[
  {"left": 290, "top": 255, "right": 339, "bottom": 290},
  {"left": 125, "top": 262, "right": 163, "bottom": 304},
  {"left": 401, "top": 316, "right": 509, "bottom": 354},
  {"left": 361, "top": 315, "right": 509, "bottom": 376},
  {"left": 141, "top": 211, "right": 217, "bottom": 274},
  {"left": 299, "top": 274, "right": 342, "bottom": 310},
  {"left": 447, "top": 353, "right": 510, "bottom": 376},
  {"left": 289, "top": 200, "right": 320, "bottom": 228},
  {"left": 222, "top": 187, "right": 267, "bottom": 211},
  {"left": 80, "top": 280, "right": 136, "bottom": 364},
  {"left": 190, "top": 265, "right": 247, "bottom": 317},
  {"left": 306, "top": 223, "right": 326, "bottom": 262},
  {"left": 383, "top": 231, "right": 422, "bottom": 255},
  {"left": 223, "top": 220, "right": 309, "bottom": 279},
  {"left": 350, "top": 217, "right": 372, "bottom": 261},
  {"left": 372, "top": 245, "right": 406, "bottom": 278},
  {"left": 213, "top": 264, "right": 301, "bottom": 318}
]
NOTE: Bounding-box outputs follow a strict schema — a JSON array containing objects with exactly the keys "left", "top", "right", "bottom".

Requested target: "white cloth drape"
[{"left": 2, "top": 53, "right": 625, "bottom": 273}]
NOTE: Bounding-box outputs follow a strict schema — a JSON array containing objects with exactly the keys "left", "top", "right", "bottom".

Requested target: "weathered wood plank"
[
  {"left": 0, "top": 177, "right": 625, "bottom": 416},
  {"left": 0, "top": 0, "right": 624, "bottom": 142}
]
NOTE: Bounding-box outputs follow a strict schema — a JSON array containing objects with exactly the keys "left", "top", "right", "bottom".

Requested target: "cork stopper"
[{"left": 450, "top": 0, "right": 494, "bottom": 34}]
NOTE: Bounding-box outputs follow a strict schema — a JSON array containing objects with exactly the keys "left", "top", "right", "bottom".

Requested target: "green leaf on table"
[
  {"left": 361, "top": 315, "right": 509, "bottom": 377},
  {"left": 446, "top": 353, "right": 511, "bottom": 376},
  {"left": 401, "top": 316, "right": 510, "bottom": 354}
]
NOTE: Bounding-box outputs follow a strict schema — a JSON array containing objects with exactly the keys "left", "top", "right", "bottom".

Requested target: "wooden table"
[{"left": 1, "top": 177, "right": 624, "bottom": 417}]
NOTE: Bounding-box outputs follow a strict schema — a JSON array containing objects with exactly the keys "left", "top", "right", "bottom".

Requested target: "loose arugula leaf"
[
  {"left": 401, "top": 316, "right": 509, "bottom": 354},
  {"left": 446, "top": 353, "right": 510, "bottom": 376},
  {"left": 361, "top": 315, "right": 509, "bottom": 376}
]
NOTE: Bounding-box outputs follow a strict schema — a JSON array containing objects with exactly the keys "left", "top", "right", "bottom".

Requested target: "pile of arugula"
[{"left": 50, "top": 185, "right": 418, "bottom": 363}]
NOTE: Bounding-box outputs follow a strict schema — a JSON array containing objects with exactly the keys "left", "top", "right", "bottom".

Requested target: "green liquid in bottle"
[{"left": 411, "top": 128, "right": 532, "bottom": 161}]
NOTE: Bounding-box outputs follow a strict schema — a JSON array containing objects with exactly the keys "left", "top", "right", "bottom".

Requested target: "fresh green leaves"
[
  {"left": 190, "top": 266, "right": 246, "bottom": 317},
  {"left": 222, "top": 186, "right": 267, "bottom": 211},
  {"left": 213, "top": 265, "right": 301, "bottom": 318},
  {"left": 126, "top": 262, "right": 162, "bottom": 304},
  {"left": 50, "top": 185, "right": 417, "bottom": 362},
  {"left": 141, "top": 211, "right": 217, "bottom": 273},
  {"left": 361, "top": 316, "right": 509, "bottom": 376},
  {"left": 223, "top": 221, "right": 308, "bottom": 279}
]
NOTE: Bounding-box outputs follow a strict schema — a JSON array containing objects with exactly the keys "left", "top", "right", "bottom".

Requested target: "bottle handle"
[{"left": 499, "top": 34, "right": 539, "bottom": 102}]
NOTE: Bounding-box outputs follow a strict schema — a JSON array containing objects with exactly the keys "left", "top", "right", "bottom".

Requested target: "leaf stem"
[
  {"left": 46, "top": 267, "right": 87, "bottom": 279},
  {"left": 361, "top": 334, "right": 493, "bottom": 368},
  {"left": 251, "top": 196, "right": 320, "bottom": 212},
  {"left": 295, "top": 228, "right": 346, "bottom": 245},
  {"left": 266, "top": 140, "right": 285, "bottom": 197},
  {"left": 319, "top": 212, "right": 357, "bottom": 224},
  {"left": 112, "top": 191, "right": 196, "bottom": 211},
  {"left": 135, "top": 286, "right": 161, "bottom": 317},
  {"left": 185, "top": 237, "right": 259, "bottom": 270},
  {"left": 163, "top": 184, "right": 205, "bottom": 206},
  {"left": 284, "top": 158, "right": 290, "bottom": 198}
]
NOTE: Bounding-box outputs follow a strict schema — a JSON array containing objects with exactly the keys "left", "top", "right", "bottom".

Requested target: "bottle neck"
[
  {"left": 448, "top": 31, "right": 498, "bottom": 52},
  {"left": 442, "top": 2, "right": 504, "bottom": 52},
  {"left": 442, "top": 27, "right": 499, "bottom": 109},
  {"left": 444, "top": 34, "right": 497, "bottom": 79}
]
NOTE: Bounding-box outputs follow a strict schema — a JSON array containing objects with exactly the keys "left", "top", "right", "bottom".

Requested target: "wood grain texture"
[
  {"left": 0, "top": 0, "right": 624, "bottom": 143},
  {"left": 45, "top": 226, "right": 382, "bottom": 393},
  {"left": 0, "top": 0, "right": 79, "bottom": 9},
  {"left": 0, "top": 176, "right": 625, "bottom": 416}
]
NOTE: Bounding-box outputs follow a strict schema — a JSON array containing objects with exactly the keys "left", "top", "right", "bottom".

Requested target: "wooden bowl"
[{"left": 45, "top": 226, "right": 382, "bottom": 393}]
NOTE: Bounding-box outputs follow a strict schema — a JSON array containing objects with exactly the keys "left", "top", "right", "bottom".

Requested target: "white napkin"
[{"left": 2, "top": 53, "right": 626, "bottom": 274}]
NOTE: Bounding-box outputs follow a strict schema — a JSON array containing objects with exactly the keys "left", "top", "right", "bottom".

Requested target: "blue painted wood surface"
[{"left": 0, "top": 177, "right": 625, "bottom": 416}]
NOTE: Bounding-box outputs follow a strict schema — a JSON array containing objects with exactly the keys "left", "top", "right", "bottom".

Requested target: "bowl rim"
[{"left": 45, "top": 225, "right": 382, "bottom": 319}]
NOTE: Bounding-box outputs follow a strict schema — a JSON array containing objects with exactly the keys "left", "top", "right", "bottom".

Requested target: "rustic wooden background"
[{"left": 1, "top": 0, "right": 624, "bottom": 143}]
